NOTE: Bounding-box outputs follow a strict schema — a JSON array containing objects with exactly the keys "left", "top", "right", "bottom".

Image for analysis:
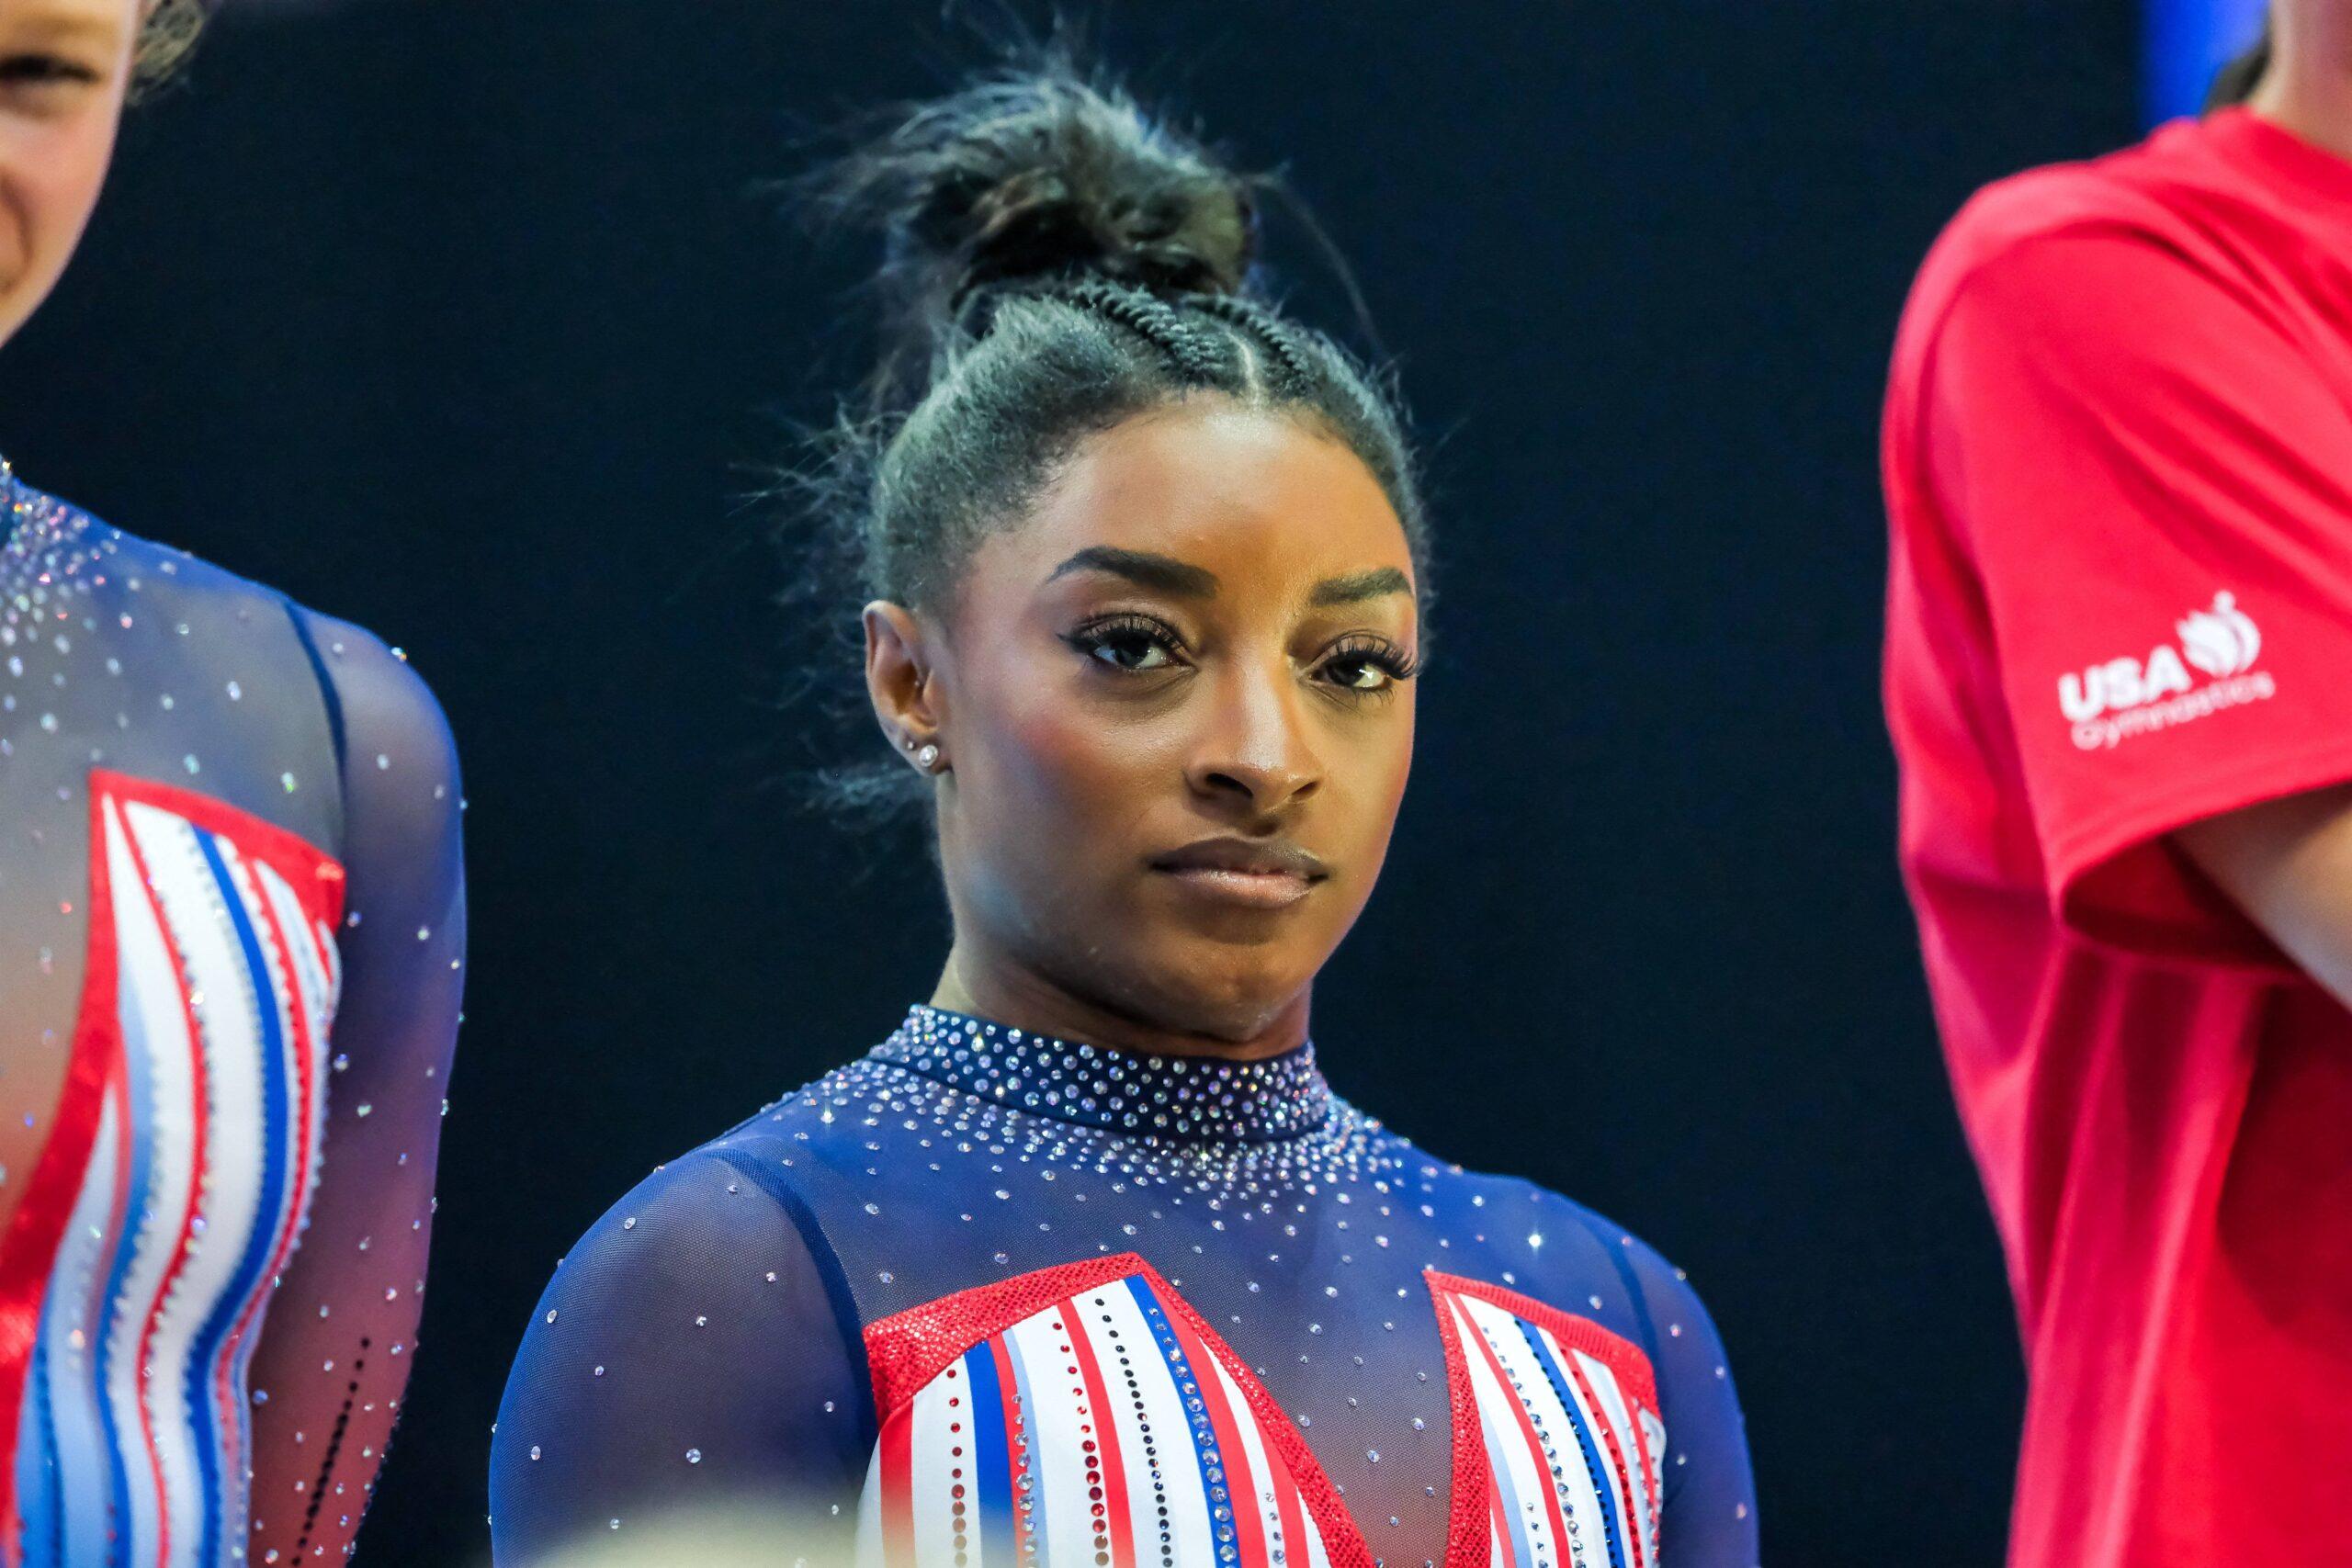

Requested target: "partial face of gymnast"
[
  {"left": 0, "top": 0, "right": 140, "bottom": 349},
  {"left": 863, "top": 399, "right": 1421, "bottom": 1062}
]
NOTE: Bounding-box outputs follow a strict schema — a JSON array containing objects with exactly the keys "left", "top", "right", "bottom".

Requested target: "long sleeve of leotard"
[
  {"left": 1623, "top": 1235, "right": 1758, "bottom": 1567},
  {"left": 243, "top": 610, "right": 466, "bottom": 1562},
  {"left": 489, "top": 1149, "right": 873, "bottom": 1568}
]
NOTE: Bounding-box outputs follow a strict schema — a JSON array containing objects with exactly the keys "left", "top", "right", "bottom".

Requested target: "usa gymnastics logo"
[{"left": 2057, "top": 591, "right": 2276, "bottom": 751}]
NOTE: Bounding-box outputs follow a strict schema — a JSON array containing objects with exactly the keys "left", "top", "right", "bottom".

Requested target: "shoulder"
[
  {"left": 17, "top": 486, "right": 290, "bottom": 623},
  {"left": 558, "top": 1148, "right": 807, "bottom": 1297},
  {"left": 514, "top": 1134, "right": 867, "bottom": 1396},
  {"left": 17, "top": 485, "right": 460, "bottom": 798},
  {"left": 1942, "top": 150, "right": 2172, "bottom": 260},
  {"left": 1521, "top": 1179, "right": 1705, "bottom": 1302},
  {"left": 1898, "top": 137, "right": 2221, "bottom": 368},
  {"left": 543, "top": 1060, "right": 939, "bottom": 1314},
  {"left": 278, "top": 603, "right": 459, "bottom": 795},
  {"left": 552, "top": 1108, "right": 852, "bottom": 1309},
  {"left": 1459, "top": 1162, "right": 1728, "bottom": 1352}
]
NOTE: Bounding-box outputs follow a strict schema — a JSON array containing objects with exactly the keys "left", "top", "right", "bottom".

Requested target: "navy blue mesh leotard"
[
  {"left": 0, "top": 468, "right": 464, "bottom": 1565},
  {"left": 492, "top": 1005, "right": 1757, "bottom": 1568}
]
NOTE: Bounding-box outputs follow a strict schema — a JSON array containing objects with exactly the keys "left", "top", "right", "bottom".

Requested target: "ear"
[{"left": 863, "top": 601, "right": 944, "bottom": 758}]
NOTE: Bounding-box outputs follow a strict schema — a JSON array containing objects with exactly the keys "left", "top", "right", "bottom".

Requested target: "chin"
[
  {"left": 0, "top": 276, "right": 52, "bottom": 353},
  {"left": 1125, "top": 944, "right": 1313, "bottom": 1043}
]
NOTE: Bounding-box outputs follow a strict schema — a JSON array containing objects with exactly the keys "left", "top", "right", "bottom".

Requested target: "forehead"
[{"left": 1001, "top": 401, "right": 1412, "bottom": 591}]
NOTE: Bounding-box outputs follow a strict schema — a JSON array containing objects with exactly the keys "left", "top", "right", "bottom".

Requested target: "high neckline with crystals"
[{"left": 873, "top": 1003, "right": 1332, "bottom": 1145}]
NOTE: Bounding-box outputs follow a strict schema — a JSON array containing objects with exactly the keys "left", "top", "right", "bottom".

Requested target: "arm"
[
  {"left": 1921, "top": 226, "right": 2352, "bottom": 965},
  {"left": 491, "top": 1151, "right": 873, "bottom": 1568},
  {"left": 1623, "top": 1240, "right": 1758, "bottom": 1567},
  {"left": 2177, "top": 785, "right": 2352, "bottom": 1005},
  {"left": 244, "top": 612, "right": 465, "bottom": 1562}
]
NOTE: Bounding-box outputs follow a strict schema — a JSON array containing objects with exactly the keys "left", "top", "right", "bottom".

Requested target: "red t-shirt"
[{"left": 1883, "top": 107, "right": 2352, "bottom": 1568}]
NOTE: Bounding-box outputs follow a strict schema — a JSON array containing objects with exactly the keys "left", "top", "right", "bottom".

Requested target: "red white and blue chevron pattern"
[
  {"left": 852, "top": 1255, "right": 1670, "bottom": 1568},
  {"left": 0, "top": 771, "right": 344, "bottom": 1567},
  {"left": 1427, "top": 1270, "right": 1667, "bottom": 1568},
  {"left": 858, "top": 1254, "right": 1366, "bottom": 1568}
]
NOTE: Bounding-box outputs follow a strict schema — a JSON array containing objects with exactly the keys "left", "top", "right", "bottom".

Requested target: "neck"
[
  {"left": 877, "top": 1003, "right": 1333, "bottom": 1145},
  {"left": 2252, "top": 6, "right": 2352, "bottom": 161},
  {"left": 930, "top": 943, "right": 1311, "bottom": 1064}
]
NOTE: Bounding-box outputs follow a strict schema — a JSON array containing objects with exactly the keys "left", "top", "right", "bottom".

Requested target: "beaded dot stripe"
[
  {"left": 861, "top": 1251, "right": 1359, "bottom": 1568},
  {"left": 875, "top": 1003, "right": 1331, "bottom": 1145}
]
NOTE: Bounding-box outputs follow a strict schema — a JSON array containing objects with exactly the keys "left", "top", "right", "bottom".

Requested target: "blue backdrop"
[{"left": 2147, "top": 0, "right": 2269, "bottom": 122}]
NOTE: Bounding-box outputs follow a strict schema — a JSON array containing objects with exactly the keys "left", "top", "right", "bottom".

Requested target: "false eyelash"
[
  {"left": 1065, "top": 617, "right": 1419, "bottom": 688},
  {"left": 1064, "top": 613, "right": 1189, "bottom": 666},
  {"left": 1323, "top": 635, "right": 1420, "bottom": 682}
]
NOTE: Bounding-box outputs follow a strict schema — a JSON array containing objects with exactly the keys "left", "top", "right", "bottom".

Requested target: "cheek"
[
  {"left": 0, "top": 100, "right": 125, "bottom": 303},
  {"left": 988, "top": 686, "right": 1168, "bottom": 829},
  {"left": 1380, "top": 699, "right": 1416, "bottom": 804},
  {"left": 947, "top": 677, "right": 1170, "bottom": 935},
  {"left": 1341, "top": 705, "right": 1415, "bottom": 859}
]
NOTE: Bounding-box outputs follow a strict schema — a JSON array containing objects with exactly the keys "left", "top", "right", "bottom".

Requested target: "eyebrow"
[
  {"left": 1046, "top": 547, "right": 1219, "bottom": 598},
  {"left": 1046, "top": 547, "right": 1414, "bottom": 608},
  {"left": 1307, "top": 566, "right": 1414, "bottom": 606}
]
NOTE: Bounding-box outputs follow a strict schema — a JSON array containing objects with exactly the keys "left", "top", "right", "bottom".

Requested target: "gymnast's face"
[
  {"left": 0, "top": 0, "right": 136, "bottom": 350},
  {"left": 869, "top": 400, "right": 1419, "bottom": 1045}
]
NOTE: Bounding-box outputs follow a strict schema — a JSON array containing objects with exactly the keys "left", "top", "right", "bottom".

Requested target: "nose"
[{"left": 1183, "top": 655, "right": 1323, "bottom": 816}]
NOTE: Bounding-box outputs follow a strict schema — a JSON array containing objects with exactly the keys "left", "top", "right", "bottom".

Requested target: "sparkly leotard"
[
  {"left": 491, "top": 1005, "right": 1758, "bottom": 1568},
  {"left": 0, "top": 468, "right": 464, "bottom": 1565}
]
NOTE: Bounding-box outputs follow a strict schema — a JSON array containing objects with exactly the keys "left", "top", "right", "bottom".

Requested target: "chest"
[
  {"left": 848, "top": 1251, "right": 1665, "bottom": 1568},
  {"left": 789, "top": 1111, "right": 1666, "bottom": 1568},
  {"left": 0, "top": 769, "right": 345, "bottom": 1558},
  {"left": 0, "top": 543, "right": 340, "bottom": 1226}
]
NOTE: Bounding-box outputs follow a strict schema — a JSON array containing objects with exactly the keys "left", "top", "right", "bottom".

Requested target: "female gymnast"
[
  {"left": 492, "top": 64, "right": 1755, "bottom": 1568},
  {"left": 0, "top": 2, "right": 464, "bottom": 1561}
]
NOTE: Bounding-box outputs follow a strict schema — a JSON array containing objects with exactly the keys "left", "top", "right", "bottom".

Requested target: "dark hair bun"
[{"left": 829, "top": 61, "right": 1260, "bottom": 345}]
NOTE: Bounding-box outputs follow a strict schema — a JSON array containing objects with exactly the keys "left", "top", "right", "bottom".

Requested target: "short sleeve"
[
  {"left": 1923, "top": 226, "right": 2352, "bottom": 966},
  {"left": 490, "top": 1150, "right": 874, "bottom": 1567}
]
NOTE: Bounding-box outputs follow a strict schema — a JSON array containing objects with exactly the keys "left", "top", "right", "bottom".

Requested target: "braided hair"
[{"left": 798, "top": 57, "right": 1430, "bottom": 812}]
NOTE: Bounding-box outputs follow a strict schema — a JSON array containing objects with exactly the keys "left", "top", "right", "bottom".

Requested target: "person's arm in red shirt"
[
  {"left": 2177, "top": 789, "right": 2352, "bottom": 1002},
  {"left": 1919, "top": 220, "right": 2352, "bottom": 968}
]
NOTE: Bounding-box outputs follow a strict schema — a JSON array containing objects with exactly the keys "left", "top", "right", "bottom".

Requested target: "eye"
[
  {"left": 1066, "top": 614, "right": 1186, "bottom": 675},
  {"left": 1317, "top": 637, "right": 1419, "bottom": 696},
  {"left": 0, "top": 53, "right": 100, "bottom": 87},
  {"left": 0, "top": 51, "right": 103, "bottom": 113}
]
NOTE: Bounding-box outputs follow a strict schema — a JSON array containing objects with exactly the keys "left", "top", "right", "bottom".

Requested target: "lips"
[{"left": 1148, "top": 837, "right": 1329, "bottom": 910}]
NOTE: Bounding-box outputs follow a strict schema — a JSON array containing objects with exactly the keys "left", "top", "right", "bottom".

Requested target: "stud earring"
[{"left": 915, "top": 743, "right": 942, "bottom": 772}]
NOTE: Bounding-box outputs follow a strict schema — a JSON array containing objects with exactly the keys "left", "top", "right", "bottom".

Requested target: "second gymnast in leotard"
[{"left": 0, "top": 4, "right": 464, "bottom": 1559}]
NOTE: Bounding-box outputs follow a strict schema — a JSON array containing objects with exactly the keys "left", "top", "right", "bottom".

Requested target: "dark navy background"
[{"left": 1, "top": 4, "right": 2150, "bottom": 1562}]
